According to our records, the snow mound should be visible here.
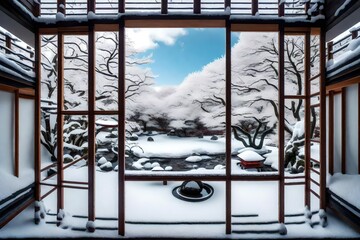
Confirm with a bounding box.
[97,157,107,165]
[185,156,203,162]
[86,220,95,232]
[237,150,264,162]
[278,223,287,235]
[165,166,173,171]
[152,166,164,171]
[347,37,360,51]
[132,161,143,170]
[214,164,225,170]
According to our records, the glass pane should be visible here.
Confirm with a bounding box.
[231,32,279,175]
[310,35,320,78]
[284,35,305,96]
[125,28,226,173]
[95,32,119,111]
[63,35,88,111]
[62,115,89,182]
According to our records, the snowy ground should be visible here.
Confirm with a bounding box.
[1,165,360,239]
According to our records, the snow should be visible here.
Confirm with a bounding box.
[185,156,203,162]
[2,173,359,238]
[347,37,360,51]
[100,161,112,169]
[131,134,242,158]
[151,166,164,171]
[0,54,35,78]
[335,0,352,16]
[0,168,34,201]
[327,36,360,78]
[328,173,360,211]
[95,119,118,126]
[237,150,265,162]
[97,157,107,165]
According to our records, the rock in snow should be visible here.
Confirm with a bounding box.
[100,162,113,171]
[97,157,107,165]
[152,166,164,171]
[237,150,265,162]
[165,166,173,171]
[214,164,225,170]
[210,135,218,140]
[147,136,154,142]
[185,156,203,162]
[144,162,152,170]
[151,162,160,168]
[63,154,74,163]
[129,133,138,141]
[132,161,143,170]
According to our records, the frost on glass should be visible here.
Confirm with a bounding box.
[231,32,279,175]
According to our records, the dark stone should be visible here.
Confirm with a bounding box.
[210,135,218,140]
[51,156,57,162]
[47,168,57,177]
[167,129,176,136]
[180,181,204,197]
[100,162,113,172]
[129,134,138,141]
[296,159,305,169]
[147,136,154,142]
[63,156,73,164]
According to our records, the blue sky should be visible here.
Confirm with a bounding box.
[142,29,239,86]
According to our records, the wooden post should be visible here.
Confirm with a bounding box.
[87,25,96,233]
[319,29,327,209]
[252,0,258,16]
[327,41,333,61]
[118,20,126,236]
[34,0,41,17]
[14,89,20,178]
[341,87,346,174]
[57,33,64,221]
[34,29,42,224]
[278,25,285,224]
[305,1,310,20]
[57,0,66,14]
[358,84,360,174]
[278,0,284,17]
[119,0,125,13]
[161,0,168,14]
[194,0,201,14]
[225,19,232,235]
[225,0,231,10]
[328,91,334,175]
[304,32,311,208]
[5,36,11,54]
[88,0,95,13]
[351,29,358,39]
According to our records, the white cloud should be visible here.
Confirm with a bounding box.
[126,28,187,52]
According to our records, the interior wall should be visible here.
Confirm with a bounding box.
[0,9,35,47]
[333,93,341,173]
[345,84,359,174]
[0,90,14,174]
[19,98,35,175]
[331,84,359,175]
[0,89,35,177]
